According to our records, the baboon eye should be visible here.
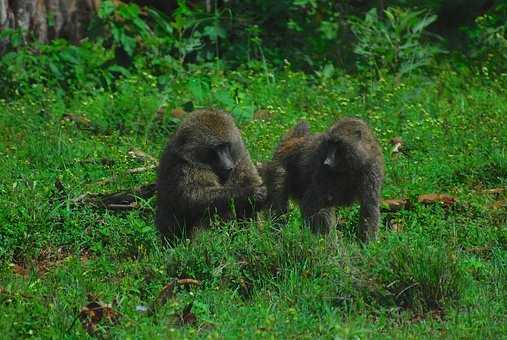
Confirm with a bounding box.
[218,143,232,155]
[195,147,216,163]
[354,129,362,138]
[208,148,217,160]
[210,144,229,162]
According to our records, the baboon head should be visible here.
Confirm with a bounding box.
[173,110,244,182]
[322,118,375,172]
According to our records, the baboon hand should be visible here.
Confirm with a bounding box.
[252,184,268,203]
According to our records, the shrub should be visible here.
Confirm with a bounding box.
[349,7,442,77]
[365,238,467,312]
[466,4,507,73]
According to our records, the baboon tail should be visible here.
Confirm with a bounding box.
[286,120,310,140]
[274,120,310,162]
[277,120,309,149]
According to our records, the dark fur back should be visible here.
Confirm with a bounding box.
[278,121,310,148]
[274,121,310,163]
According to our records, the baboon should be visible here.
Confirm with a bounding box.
[264,117,384,242]
[156,109,267,242]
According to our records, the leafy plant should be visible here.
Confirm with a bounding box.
[0,37,113,97]
[366,239,466,312]
[466,4,507,72]
[350,7,441,77]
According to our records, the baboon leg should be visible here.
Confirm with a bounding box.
[301,191,335,234]
[257,161,289,222]
[269,166,289,221]
[304,207,336,234]
[358,173,382,242]
[156,208,189,245]
[359,203,379,242]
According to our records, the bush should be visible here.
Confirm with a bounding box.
[365,238,467,312]
[350,7,442,77]
[0,37,114,97]
[466,4,507,73]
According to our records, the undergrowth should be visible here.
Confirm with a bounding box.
[0,61,506,337]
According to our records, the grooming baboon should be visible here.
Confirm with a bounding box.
[264,117,384,242]
[156,109,267,242]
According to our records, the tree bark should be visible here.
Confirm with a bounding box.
[0,0,100,44]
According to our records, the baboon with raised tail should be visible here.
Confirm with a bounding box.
[262,118,384,242]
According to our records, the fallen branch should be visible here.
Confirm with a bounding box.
[96,164,158,185]
[149,278,201,315]
[72,183,157,210]
[61,113,100,133]
[382,198,409,212]
[128,148,158,163]
[127,164,157,174]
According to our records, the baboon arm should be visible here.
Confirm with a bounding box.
[231,157,263,187]
[181,184,242,215]
[230,157,268,217]
[269,168,289,215]
[178,168,256,216]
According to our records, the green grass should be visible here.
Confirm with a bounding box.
[0,63,506,338]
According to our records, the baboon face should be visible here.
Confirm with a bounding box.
[323,122,368,172]
[175,111,242,182]
[194,142,236,182]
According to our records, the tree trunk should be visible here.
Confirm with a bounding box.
[0,0,100,44]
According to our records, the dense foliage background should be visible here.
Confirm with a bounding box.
[0,0,506,337]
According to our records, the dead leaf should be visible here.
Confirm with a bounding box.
[175,302,197,326]
[151,278,201,314]
[155,282,176,309]
[36,246,68,276]
[490,199,507,210]
[177,278,201,286]
[126,164,157,174]
[483,188,505,195]
[417,193,456,207]
[171,107,186,118]
[382,198,409,212]
[61,114,100,133]
[150,278,201,313]
[11,263,29,278]
[136,305,149,313]
[253,110,273,120]
[391,223,403,232]
[465,246,491,256]
[62,113,91,127]
[390,137,403,154]
[155,107,166,123]
[128,149,157,163]
[79,297,120,335]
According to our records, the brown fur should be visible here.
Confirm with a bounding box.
[156,109,267,243]
[263,118,384,242]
